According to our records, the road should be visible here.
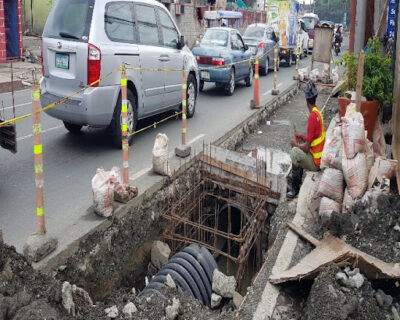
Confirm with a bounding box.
[0,57,311,257]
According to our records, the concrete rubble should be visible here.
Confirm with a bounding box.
[104,305,119,318]
[151,240,171,270]
[212,269,237,298]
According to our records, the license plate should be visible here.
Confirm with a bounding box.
[55,53,69,69]
[201,71,210,80]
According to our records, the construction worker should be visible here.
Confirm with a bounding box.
[287,80,326,199]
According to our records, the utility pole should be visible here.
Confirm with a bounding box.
[349,0,357,54]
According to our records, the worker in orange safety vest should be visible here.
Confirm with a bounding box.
[287,80,326,199]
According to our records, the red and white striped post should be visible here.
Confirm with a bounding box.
[121,66,129,185]
[272,47,280,95]
[251,57,260,109]
[32,83,46,234]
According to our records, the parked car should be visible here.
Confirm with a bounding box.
[40,0,199,147]
[242,23,279,75]
[192,27,253,96]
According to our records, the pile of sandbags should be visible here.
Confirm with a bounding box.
[318,103,397,219]
[298,65,339,84]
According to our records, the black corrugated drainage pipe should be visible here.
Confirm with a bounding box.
[142,244,218,307]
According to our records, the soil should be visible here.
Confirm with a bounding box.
[302,265,398,320]
[318,194,400,263]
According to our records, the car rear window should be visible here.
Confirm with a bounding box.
[43,0,94,41]
[244,27,264,38]
[201,30,228,47]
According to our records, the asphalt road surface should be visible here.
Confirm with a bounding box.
[0,57,311,257]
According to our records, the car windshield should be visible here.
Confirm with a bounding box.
[244,26,264,38]
[303,17,316,31]
[201,30,229,47]
[43,0,94,41]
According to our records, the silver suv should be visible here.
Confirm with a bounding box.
[40,0,198,147]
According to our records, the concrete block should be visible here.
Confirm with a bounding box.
[151,240,171,269]
[23,233,58,262]
[212,269,236,298]
[175,144,191,158]
[271,89,280,96]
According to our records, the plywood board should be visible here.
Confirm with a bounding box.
[312,26,334,64]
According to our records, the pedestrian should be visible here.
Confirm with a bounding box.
[287,80,326,199]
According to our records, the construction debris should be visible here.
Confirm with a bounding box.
[269,223,400,284]
[212,269,237,298]
[150,241,171,270]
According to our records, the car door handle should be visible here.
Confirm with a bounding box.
[158,55,170,62]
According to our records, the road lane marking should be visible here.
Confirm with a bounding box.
[263,83,283,96]
[1,102,31,111]
[187,133,205,145]
[17,125,63,141]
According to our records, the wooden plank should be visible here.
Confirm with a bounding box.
[287,222,321,247]
[355,51,365,112]
[199,154,272,189]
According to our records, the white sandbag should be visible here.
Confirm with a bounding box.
[152,133,171,177]
[342,152,368,199]
[299,67,309,81]
[92,168,114,217]
[310,69,320,82]
[365,139,375,172]
[331,67,339,84]
[321,125,343,170]
[317,168,344,203]
[342,105,365,159]
[342,188,354,214]
[372,119,386,157]
[322,63,330,78]
[368,157,398,188]
[319,197,342,221]
[109,166,130,203]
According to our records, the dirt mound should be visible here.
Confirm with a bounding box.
[302,265,396,320]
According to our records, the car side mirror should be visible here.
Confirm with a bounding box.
[244,44,248,51]
[178,35,185,49]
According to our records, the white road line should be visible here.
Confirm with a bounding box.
[1,102,31,111]
[129,166,152,181]
[263,82,283,96]
[17,125,63,141]
[187,133,205,145]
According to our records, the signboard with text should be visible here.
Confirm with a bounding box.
[387,0,397,38]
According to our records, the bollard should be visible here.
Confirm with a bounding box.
[23,82,58,263]
[121,66,129,185]
[251,57,260,109]
[293,41,300,80]
[175,62,191,158]
[32,83,46,234]
[271,47,280,95]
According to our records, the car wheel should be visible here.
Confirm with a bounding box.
[225,69,235,96]
[63,121,82,134]
[111,89,137,149]
[245,66,253,87]
[186,74,197,118]
[199,80,204,92]
[260,58,268,76]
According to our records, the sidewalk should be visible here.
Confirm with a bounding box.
[0,61,41,93]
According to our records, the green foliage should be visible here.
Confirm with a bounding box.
[339,37,394,107]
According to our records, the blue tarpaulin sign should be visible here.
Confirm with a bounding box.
[387,0,397,38]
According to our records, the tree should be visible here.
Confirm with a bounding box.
[313,0,350,25]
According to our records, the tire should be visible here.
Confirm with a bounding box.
[186,74,197,118]
[245,65,253,87]
[260,58,268,76]
[199,80,204,92]
[111,89,137,149]
[225,68,235,96]
[63,121,82,134]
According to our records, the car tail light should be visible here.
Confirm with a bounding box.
[212,57,225,66]
[196,56,200,63]
[88,44,101,87]
[282,49,287,55]
[41,39,45,77]
[258,43,265,49]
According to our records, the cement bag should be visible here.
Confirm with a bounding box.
[92,168,114,218]
[322,64,330,78]
[321,126,343,170]
[332,67,339,84]
[317,168,344,203]
[372,119,386,157]
[299,67,309,81]
[152,133,171,177]
[368,157,398,188]
[342,109,366,159]
[310,69,320,82]
[342,153,368,199]
[109,166,130,203]
[319,197,342,221]
[365,139,375,173]
[342,188,354,214]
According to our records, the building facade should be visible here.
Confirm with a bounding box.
[0,0,23,63]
